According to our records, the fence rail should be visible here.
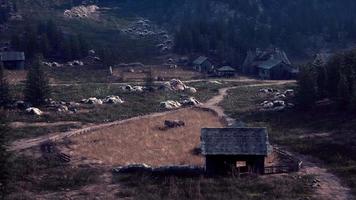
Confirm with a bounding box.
[264,147,303,175]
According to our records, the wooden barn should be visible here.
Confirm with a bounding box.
[192,56,214,73]
[201,128,272,175]
[0,51,25,70]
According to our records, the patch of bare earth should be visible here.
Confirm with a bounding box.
[61,108,224,167]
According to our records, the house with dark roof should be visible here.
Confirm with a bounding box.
[215,66,236,77]
[201,128,272,175]
[242,48,298,80]
[0,51,25,70]
[192,56,214,73]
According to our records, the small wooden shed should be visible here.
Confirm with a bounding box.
[201,128,272,175]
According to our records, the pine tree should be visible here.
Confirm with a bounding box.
[0,65,11,107]
[24,55,51,106]
[297,64,317,109]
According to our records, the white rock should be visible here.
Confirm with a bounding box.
[133,86,144,92]
[26,107,43,116]
[185,87,197,94]
[81,97,103,105]
[160,100,181,109]
[180,97,200,106]
[103,96,124,104]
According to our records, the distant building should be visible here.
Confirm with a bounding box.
[0,51,25,70]
[313,53,333,66]
[201,128,272,175]
[215,66,236,77]
[242,48,298,80]
[192,56,214,73]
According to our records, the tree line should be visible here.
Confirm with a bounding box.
[10,20,90,62]
[297,49,356,110]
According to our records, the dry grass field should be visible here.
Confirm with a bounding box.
[62,108,224,167]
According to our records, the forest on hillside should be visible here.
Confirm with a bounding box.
[4,0,356,65]
[109,0,356,65]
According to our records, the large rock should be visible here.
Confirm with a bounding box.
[160,100,181,109]
[81,97,103,105]
[185,87,197,94]
[170,79,186,91]
[180,97,200,106]
[26,107,43,116]
[57,105,69,112]
[103,96,124,104]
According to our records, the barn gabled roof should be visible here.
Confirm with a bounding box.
[193,56,208,65]
[201,128,271,156]
[0,51,25,61]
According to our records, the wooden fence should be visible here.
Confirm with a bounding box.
[264,147,303,175]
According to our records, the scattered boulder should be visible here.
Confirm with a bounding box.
[160,100,181,109]
[81,97,103,105]
[169,79,186,91]
[103,96,124,104]
[186,87,197,94]
[122,85,134,92]
[122,85,144,92]
[26,107,43,116]
[274,93,286,99]
[273,100,285,107]
[180,97,200,106]
[161,79,196,93]
[57,105,69,112]
[70,60,84,66]
[261,101,274,109]
[209,80,222,85]
[133,86,144,92]
[164,120,185,128]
